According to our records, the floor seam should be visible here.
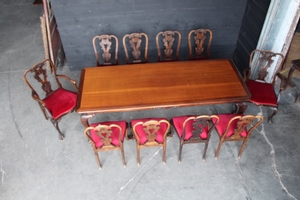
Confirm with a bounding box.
[227,142,251,199]
[256,108,297,200]
[113,137,172,199]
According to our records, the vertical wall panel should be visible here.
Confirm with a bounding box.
[232,0,271,75]
[51,0,247,70]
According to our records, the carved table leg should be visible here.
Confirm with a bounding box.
[287,60,300,102]
[80,113,95,128]
[234,102,248,114]
[286,65,296,88]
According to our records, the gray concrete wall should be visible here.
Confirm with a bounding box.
[50,0,247,70]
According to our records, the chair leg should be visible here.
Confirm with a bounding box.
[178,141,183,163]
[51,120,64,140]
[163,143,166,164]
[137,144,141,166]
[268,107,278,124]
[215,141,223,159]
[94,152,102,170]
[202,141,209,162]
[120,145,126,167]
[238,140,248,158]
[39,105,49,120]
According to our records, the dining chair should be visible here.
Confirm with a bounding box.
[92,34,119,66]
[172,115,219,162]
[188,29,213,60]
[213,114,263,159]
[23,59,78,140]
[156,30,182,61]
[83,120,127,169]
[122,32,148,64]
[131,118,171,165]
[244,49,285,124]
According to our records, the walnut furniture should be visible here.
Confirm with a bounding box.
[24,59,78,140]
[76,59,251,128]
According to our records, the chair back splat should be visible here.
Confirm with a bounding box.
[23,59,78,140]
[92,34,119,66]
[123,32,148,64]
[213,114,263,159]
[156,30,182,61]
[172,115,219,162]
[84,121,127,169]
[131,118,170,165]
[244,49,285,124]
[188,29,213,60]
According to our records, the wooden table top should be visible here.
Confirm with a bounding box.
[76,59,250,114]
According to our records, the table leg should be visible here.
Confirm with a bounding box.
[80,113,94,128]
[286,65,300,103]
[287,65,296,88]
[234,102,248,114]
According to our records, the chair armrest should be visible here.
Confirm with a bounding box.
[243,68,251,82]
[31,91,46,107]
[56,75,78,92]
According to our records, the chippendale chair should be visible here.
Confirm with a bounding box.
[122,32,148,64]
[244,49,285,124]
[156,30,182,61]
[131,118,171,165]
[83,121,127,169]
[188,29,213,60]
[213,114,263,159]
[172,115,219,162]
[23,59,78,140]
[92,34,119,66]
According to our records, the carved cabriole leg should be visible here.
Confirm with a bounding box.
[51,119,64,140]
[94,152,102,170]
[287,65,296,88]
[234,102,248,114]
[178,140,183,163]
[80,113,94,128]
[268,107,278,124]
[295,95,300,103]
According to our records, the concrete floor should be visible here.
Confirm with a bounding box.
[1,2,300,200]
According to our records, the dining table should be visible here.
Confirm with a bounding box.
[76,59,251,127]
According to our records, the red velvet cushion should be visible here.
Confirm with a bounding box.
[247,80,277,106]
[131,118,169,145]
[43,88,77,120]
[90,121,127,148]
[172,116,209,140]
[212,114,247,138]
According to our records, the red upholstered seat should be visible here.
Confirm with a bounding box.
[213,114,246,138]
[24,59,78,140]
[246,80,277,107]
[243,50,285,124]
[84,121,127,169]
[213,114,264,159]
[172,116,209,140]
[131,118,171,165]
[43,88,77,120]
[172,115,219,162]
[131,118,169,145]
[90,121,127,148]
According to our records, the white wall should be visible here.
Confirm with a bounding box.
[253,0,300,82]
